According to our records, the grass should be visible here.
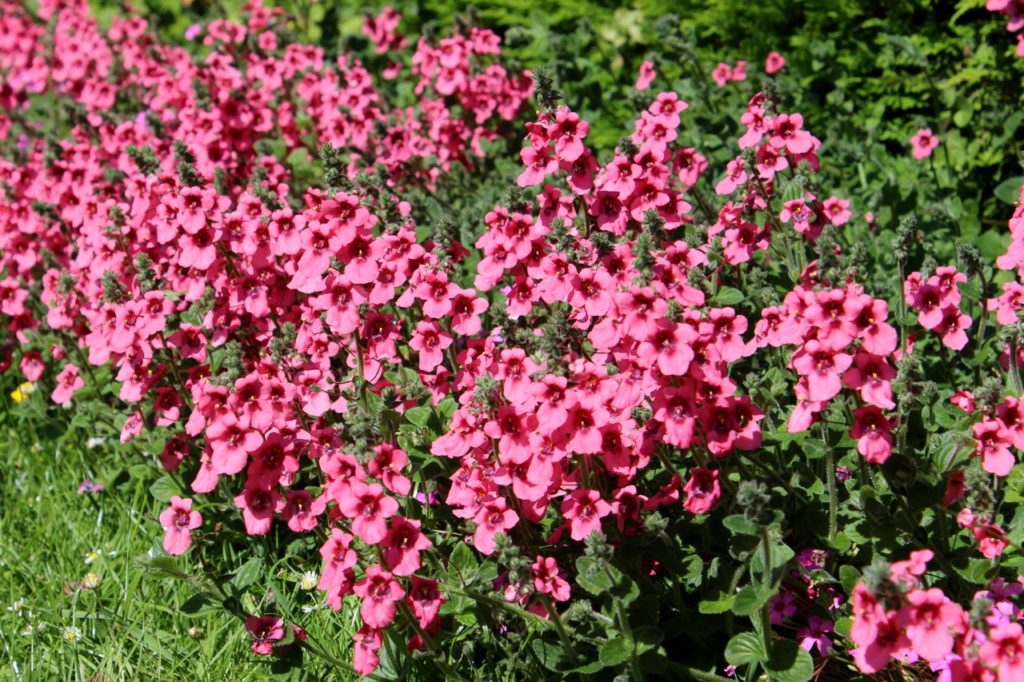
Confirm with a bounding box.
[0,384,368,681]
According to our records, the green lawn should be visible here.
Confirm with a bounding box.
[0,401,363,681]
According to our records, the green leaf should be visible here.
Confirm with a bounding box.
[713,286,745,306]
[698,594,735,614]
[838,565,861,595]
[179,593,219,617]
[149,476,181,503]
[531,638,569,672]
[723,514,759,536]
[732,586,772,616]
[599,637,632,666]
[765,639,814,682]
[404,405,432,427]
[994,177,1024,204]
[575,568,613,596]
[448,542,478,581]
[633,625,663,655]
[724,632,766,666]
[147,556,184,580]
[230,557,263,593]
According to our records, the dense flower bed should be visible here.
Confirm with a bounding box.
[4,1,1024,679]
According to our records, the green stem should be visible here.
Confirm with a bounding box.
[758,526,774,661]
[539,594,580,663]
[1010,338,1023,394]
[820,424,838,544]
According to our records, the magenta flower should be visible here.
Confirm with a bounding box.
[51,363,84,405]
[797,616,834,656]
[353,565,405,629]
[532,556,571,601]
[561,489,611,541]
[765,51,786,74]
[245,615,284,656]
[159,496,202,555]
[909,128,940,159]
[682,468,720,515]
[635,59,655,90]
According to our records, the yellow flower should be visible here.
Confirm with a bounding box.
[10,381,35,403]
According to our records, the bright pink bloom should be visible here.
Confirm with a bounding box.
[245,615,285,656]
[159,496,202,555]
[765,51,785,74]
[52,363,84,405]
[974,419,1015,476]
[338,481,399,545]
[635,59,656,90]
[898,588,963,662]
[682,468,720,515]
[353,565,405,629]
[561,489,611,541]
[850,406,894,464]
[532,556,571,601]
[472,497,519,554]
[910,128,940,159]
[382,516,432,576]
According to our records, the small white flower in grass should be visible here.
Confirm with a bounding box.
[62,626,81,643]
[20,624,34,637]
[86,436,106,449]
[81,573,100,590]
[84,550,99,565]
[299,571,318,591]
[7,598,25,616]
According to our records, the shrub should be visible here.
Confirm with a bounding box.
[5,1,1024,680]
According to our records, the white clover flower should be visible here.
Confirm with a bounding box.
[81,573,100,590]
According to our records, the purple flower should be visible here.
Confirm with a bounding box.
[184,23,203,41]
[797,616,834,656]
[77,480,104,494]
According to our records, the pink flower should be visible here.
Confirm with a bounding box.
[51,363,84,405]
[972,523,1010,558]
[682,468,720,515]
[765,51,786,74]
[159,496,202,555]
[910,128,940,159]
[797,616,834,656]
[472,497,519,554]
[233,484,284,536]
[352,626,383,675]
[409,320,452,372]
[245,615,285,656]
[353,565,405,629]
[979,623,1024,681]
[850,406,894,464]
[338,481,399,545]
[898,588,963,662]
[790,340,853,403]
[711,62,732,87]
[561,489,611,541]
[974,419,1015,476]
[382,516,432,576]
[532,556,571,601]
[635,59,656,90]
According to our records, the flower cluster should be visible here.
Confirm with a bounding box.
[851,552,1024,681]
[4,1,1024,679]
